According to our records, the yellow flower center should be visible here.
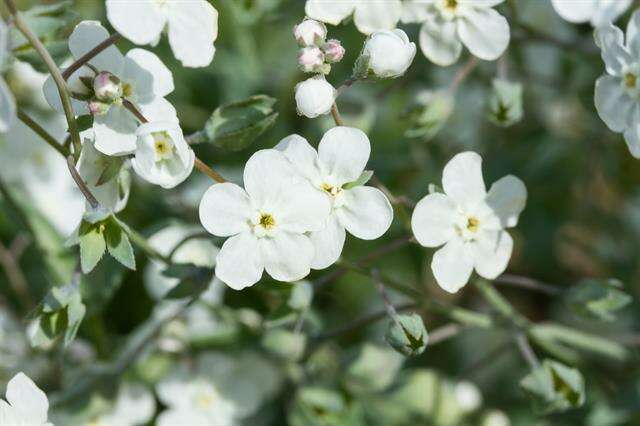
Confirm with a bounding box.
[625,72,637,88]
[466,216,479,233]
[153,131,175,161]
[444,0,458,10]
[195,392,216,410]
[321,182,342,197]
[259,213,276,230]
[122,82,133,98]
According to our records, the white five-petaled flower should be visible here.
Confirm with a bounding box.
[594,11,640,158]
[276,127,393,269]
[0,372,52,426]
[131,121,195,189]
[0,19,16,132]
[550,0,631,27]
[44,21,177,156]
[411,152,526,293]
[402,0,510,66]
[199,149,331,290]
[294,76,336,118]
[362,29,417,78]
[106,0,219,68]
[305,0,403,35]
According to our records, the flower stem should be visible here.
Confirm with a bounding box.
[66,155,99,209]
[330,103,344,126]
[448,57,478,94]
[17,109,69,157]
[515,332,540,369]
[5,0,82,156]
[473,279,530,328]
[61,33,122,81]
[120,223,171,265]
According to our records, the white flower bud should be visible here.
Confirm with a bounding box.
[362,29,416,79]
[88,100,111,116]
[93,71,123,103]
[322,39,345,63]
[293,18,327,47]
[294,77,336,118]
[298,46,326,73]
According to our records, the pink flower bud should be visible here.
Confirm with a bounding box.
[298,46,326,73]
[88,100,110,116]
[93,72,123,103]
[293,19,327,47]
[322,39,345,63]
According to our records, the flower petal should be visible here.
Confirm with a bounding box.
[623,126,640,158]
[216,232,264,290]
[0,77,15,132]
[590,0,631,27]
[442,151,486,208]
[305,0,355,25]
[626,10,640,57]
[243,149,300,208]
[594,24,631,76]
[484,175,527,228]
[550,0,595,23]
[69,21,124,74]
[594,74,634,132]
[275,134,322,183]
[401,0,431,24]
[261,231,314,282]
[106,0,166,45]
[457,7,510,61]
[472,230,513,279]
[318,126,371,185]
[167,0,218,68]
[353,0,402,34]
[419,17,462,66]
[308,214,346,269]
[124,48,174,101]
[6,372,48,425]
[275,179,331,233]
[431,238,474,293]
[411,193,457,247]
[93,106,138,156]
[43,67,91,115]
[199,183,252,237]
[335,186,393,240]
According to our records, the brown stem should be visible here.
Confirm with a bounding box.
[66,155,99,209]
[17,109,69,157]
[194,158,226,183]
[494,273,562,296]
[62,33,122,81]
[448,57,479,94]
[330,103,344,126]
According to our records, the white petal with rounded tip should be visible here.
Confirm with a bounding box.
[431,237,474,293]
[485,175,527,228]
[93,106,138,156]
[243,149,300,209]
[309,214,346,269]
[69,21,124,74]
[550,0,595,23]
[138,97,178,122]
[401,0,432,24]
[43,67,92,115]
[594,75,634,132]
[457,7,510,61]
[336,186,393,240]
[167,0,218,68]
[124,49,174,101]
[260,232,314,282]
[216,232,264,290]
[591,0,631,27]
[106,0,166,45]
[411,193,457,248]
[472,230,513,279]
[6,372,48,425]
[199,183,252,237]
[442,151,486,208]
[305,0,355,25]
[623,126,640,158]
[0,78,15,132]
[595,24,631,76]
[318,126,371,185]
[275,179,331,233]
[275,134,322,183]
[419,17,462,66]
[353,0,402,34]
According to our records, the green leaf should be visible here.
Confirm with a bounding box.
[204,95,278,151]
[401,90,454,141]
[96,157,124,186]
[520,359,585,414]
[104,219,136,270]
[566,278,632,322]
[343,170,373,190]
[261,329,307,361]
[30,282,86,349]
[80,257,126,317]
[79,220,107,274]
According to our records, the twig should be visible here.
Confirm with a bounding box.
[17,109,69,157]
[373,268,399,321]
[61,33,122,80]
[448,57,478,94]
[428,323,463,345]
[515,332,540,369]
[0,238,33,309]
[330,103,344,126]
[494,273,563,296]
[66,155,99,209]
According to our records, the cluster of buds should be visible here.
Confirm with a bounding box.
[79,71,125,116]
[293,18,344,75]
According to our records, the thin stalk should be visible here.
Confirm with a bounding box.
[494,273,562,296]
[17,110,69,157]
[66,155,99,209]
[124,225,171,265]
[61,33,122,80]
[448,57,478,94]
[330,103,344,126]
[515,332,540,369]
[474,279,530,328]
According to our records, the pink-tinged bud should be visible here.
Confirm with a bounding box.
[298,46,326,73]
[93,72,123,103]
[322,39,345,63]
[88,100,110,116]
[293,19,327,47]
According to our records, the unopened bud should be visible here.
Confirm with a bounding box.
[322,39,345,63]
[385,313,428,357]
[293,19,327,47]
[88,100,110,116]
[93,72,123,103]
[298,46,326,73]
[362,29,416,79]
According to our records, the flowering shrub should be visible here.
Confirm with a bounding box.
[0,0,638,425]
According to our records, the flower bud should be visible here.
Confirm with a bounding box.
[384,313,428,357]
[294,76,336,118]
[88,100,111,116]
[488,78,523,127]
[93,71,123,103]
[293,18,327,47]
[298,46,326,73]
[361,29,416,79]
[322,39,345,63]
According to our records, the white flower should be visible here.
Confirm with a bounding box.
[411,152,526,293]
[0,372,51,426]
[199,149,331,290]
[88,383,156,426]
[0,19,16,132]
[305,0,403,35]
[131,121,195,189]
[454,381,482,413]
[106,0,218,68]
[362,29,416,78]
[293,18,327,47]
[276,127,393,269]
[44,21,177,156]
[295,76,336,118]
[594,11,640,157]
[402,0,510,66]
[551,0,631,27]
